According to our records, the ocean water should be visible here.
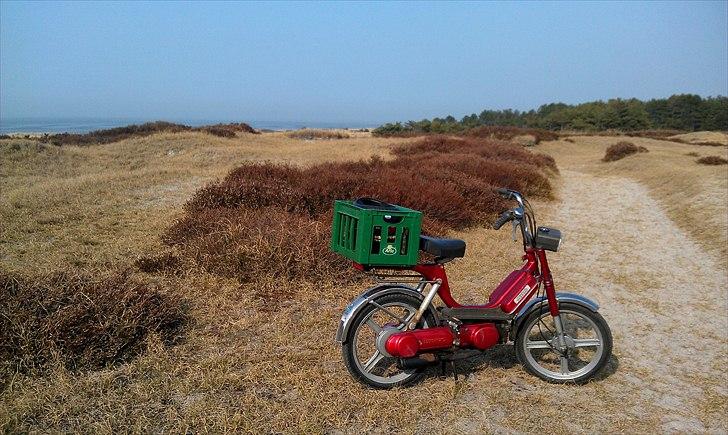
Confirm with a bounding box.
[0,118,379,134]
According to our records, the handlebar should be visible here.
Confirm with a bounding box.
[492,187,535,247]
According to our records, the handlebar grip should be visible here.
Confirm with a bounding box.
[496,188,512,199]
[493,210,512,230]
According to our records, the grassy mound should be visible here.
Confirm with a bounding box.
[696,156,728,165]
[603,141,649,162]
[164,135,556,283]
[37,121,258,146]
[466,126,559,144]
[0,269,189,379]
[199,122,259,138]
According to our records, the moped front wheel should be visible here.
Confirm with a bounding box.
[515,302,612,383]
[342,293,436,389]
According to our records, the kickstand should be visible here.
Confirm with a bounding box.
[439,358,458,381]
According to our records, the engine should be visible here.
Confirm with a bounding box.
[382,323,500,358]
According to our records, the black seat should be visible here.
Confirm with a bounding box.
[419,235,466,259]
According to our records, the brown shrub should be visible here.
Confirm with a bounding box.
[685,152,700,157]
[692,141,727,147]
[199,122,258,137]
[392,135,558,174]
[165,135,556,284]
[286,129,350,140]
[0,269,189,378]
[602,141,649,162]
[163,206,354,283]
[135,252,182,274]
[696,156,728,165]
[203,127,236,138]
[466,126,559,144]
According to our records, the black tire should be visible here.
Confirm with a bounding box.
[515,302,612,384]
[342,292,436,389]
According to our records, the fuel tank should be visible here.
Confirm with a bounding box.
[487,269,539,314]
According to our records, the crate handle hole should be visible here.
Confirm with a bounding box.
[383,215,403,224]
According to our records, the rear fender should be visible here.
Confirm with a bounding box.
[509,292,600,341]
[335,284,437,344]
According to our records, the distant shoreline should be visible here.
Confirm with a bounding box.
[0,118,379,135]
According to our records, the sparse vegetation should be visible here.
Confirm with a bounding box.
[602,141,649,162]
[286,129,350,140]
[685,152,700,157]
[696,156,728,165]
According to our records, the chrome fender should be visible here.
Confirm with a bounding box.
[510,292,600,341]
[335,284,434,344]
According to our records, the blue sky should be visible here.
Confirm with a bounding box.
[1,1,726,123]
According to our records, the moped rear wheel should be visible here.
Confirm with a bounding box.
[342,293,436,389]
[515,302,612,383]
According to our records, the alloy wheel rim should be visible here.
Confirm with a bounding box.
[351,302,426,385]
[522,308,604,380]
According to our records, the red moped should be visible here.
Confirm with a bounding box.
[335,189,613,388]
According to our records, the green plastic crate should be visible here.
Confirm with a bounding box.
[330,199,422,267]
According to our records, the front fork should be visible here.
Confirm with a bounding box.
[536,249,567,350]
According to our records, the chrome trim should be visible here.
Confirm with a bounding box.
[408,280,441,329]
[375,326,400,357]
[335,284,426,343]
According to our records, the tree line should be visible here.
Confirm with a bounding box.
[373,94,727,136]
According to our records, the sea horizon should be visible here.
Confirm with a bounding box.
[0,117,381,134]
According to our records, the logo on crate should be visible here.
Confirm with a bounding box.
[382,245,397,255]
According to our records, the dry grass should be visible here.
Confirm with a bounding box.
[466,126,559,144]
[2,131,727,433]
[668,131,728,146]
[286,129,351,140]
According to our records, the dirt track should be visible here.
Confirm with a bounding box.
[544,168,727,432]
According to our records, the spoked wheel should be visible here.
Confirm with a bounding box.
[342,293,436,389]
[515,302,612,383]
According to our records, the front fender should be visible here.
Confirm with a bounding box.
[510,292,600,341]
[335,283,429,344]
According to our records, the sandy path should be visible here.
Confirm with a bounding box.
[547,169,728,432]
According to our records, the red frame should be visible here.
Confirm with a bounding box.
[358,247,559,317]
